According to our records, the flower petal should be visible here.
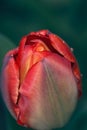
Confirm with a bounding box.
[19,45,49,84]
[1,49,19,118]
[49,33,82,96]
[25,30,81,95]
[17,53,78,130]
[49,33,76,62]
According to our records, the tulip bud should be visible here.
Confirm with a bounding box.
[1,30,82,130]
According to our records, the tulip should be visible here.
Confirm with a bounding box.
[1,30,82,130]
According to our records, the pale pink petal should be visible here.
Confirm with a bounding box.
[17,53,78,130]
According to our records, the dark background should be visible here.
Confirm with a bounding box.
[0,0,87,130]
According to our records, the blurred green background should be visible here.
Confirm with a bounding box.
[0,0,87,130]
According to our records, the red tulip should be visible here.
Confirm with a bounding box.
[1,30,82,130]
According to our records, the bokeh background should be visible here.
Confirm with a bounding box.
[0,0,87,130]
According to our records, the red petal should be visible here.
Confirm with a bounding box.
[26,31,57,52]
[1,49,19,118]
[49,33,82,96]
[19,45,50,84]
[16,36,27,67]
[18,30,82,97]
[49,33,75,62]
[17,53,78,129]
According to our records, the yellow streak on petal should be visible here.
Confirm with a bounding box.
[31,39,50,52]
[35,45,45,52]
[20,41,50,84]
[20,52,33,84]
